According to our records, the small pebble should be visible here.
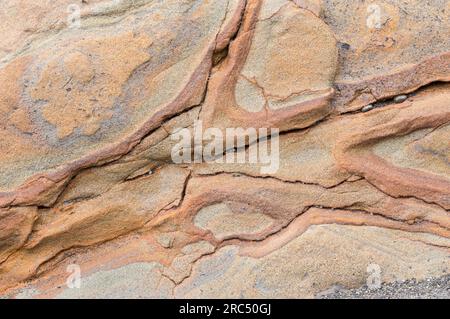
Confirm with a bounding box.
[361,104,374,112]
[156,233,174,249]
[394,95,408,103]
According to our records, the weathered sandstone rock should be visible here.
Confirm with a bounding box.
[0,0,448,298]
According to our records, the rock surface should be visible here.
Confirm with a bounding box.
[0,0,449,298]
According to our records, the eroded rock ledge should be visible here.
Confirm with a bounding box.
[0,0,449,298]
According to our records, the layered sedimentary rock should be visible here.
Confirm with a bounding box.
[0,0,449,298]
